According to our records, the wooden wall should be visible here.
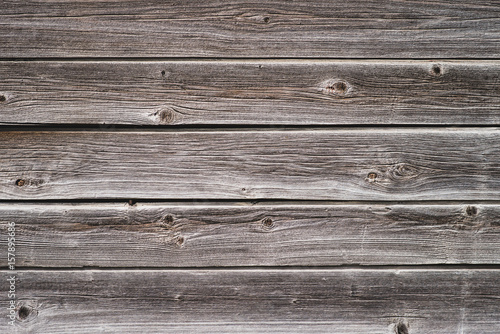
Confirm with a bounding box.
[1,1,500,333]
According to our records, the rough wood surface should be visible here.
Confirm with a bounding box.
[2,1,499,332]
[2,269,499,333]
[2,61,500,125]
[1,1,500,58]
[0,203,499,267]
[1,129,500,200]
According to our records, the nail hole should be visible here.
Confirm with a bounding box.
[431,64,442,76]
[161,70,166,76]
[18,306,30,320]
[263,17,270,23]
[466,205,477,216]
[396,322,409,334]
[15,179,25,187]
[0,95,6,102]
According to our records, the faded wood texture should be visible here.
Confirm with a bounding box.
[2,61,500,125]
[2,269,499,333]
[0,203,499,267]
[1,129,500,200]
[1,1,500,58]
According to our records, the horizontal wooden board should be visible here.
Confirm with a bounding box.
[2,61,500,125]
[0,203,499,267]
[1,129,500,200]
[1,1,500,58]
[2,269,499,333]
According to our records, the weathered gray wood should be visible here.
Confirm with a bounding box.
[1,1,500,58]
[1,203,499,267]
[1,129,500,200]
[2,61,500,125]
[2,269,499,333]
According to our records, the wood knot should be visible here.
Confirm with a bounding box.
[160,70,171,79]
[13,301,38,322]
[0,95,6,102]
[367,172,377,182]
[160,214,175,227]
[17,306,31,321]
[465,205,478,216]
[16,304,38,322]
[395,321,409,334]
[235,13,272,25]
[387,163,422,181]
[175,235,185,247]
[261,217,274,229]
[15,178,44,188]
[431,64,442,76]
[154,108,176,125]
[320,79,351,97]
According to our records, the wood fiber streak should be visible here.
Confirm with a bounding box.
[1,1,500,58]
[0,203,499,267]
[1,129,500,200]
[1,270,499,333]
[1,61,500,125]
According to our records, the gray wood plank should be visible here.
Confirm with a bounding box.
[2,61,500,125]
[1,203,499,267]
[1,269,499,333]
[1,129,500,200]
[1,1,500,58]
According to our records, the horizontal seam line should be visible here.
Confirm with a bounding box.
[1,199,500,204]
[1,125,500,132]
[8,265,500,271]
[1,57,500,62]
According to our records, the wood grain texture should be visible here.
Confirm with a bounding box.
[1,203,499,267]
[1,1,500,58]
[1,129,500,200]
[2,61,500,125]
[2,269,499,333]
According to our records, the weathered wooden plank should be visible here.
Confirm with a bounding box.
[0,203,499,267]
[1,129,500,200]
[2,269,499,333]
[2,61,500,125]
[1,1,500,58]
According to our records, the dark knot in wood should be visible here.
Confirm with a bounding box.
[155,107,176,124]
[320,79,351,97]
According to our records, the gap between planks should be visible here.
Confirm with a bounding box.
[9,265,500,272]
[3,58,500,63]
[1,127,500,132]
[1,269,499,333]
